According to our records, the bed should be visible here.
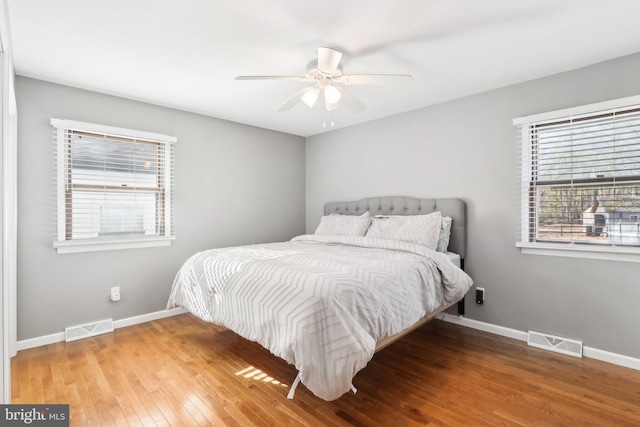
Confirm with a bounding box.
[167,196,473,401]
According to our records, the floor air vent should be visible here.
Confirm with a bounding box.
[65,318,114,342]
[527,330,583,358]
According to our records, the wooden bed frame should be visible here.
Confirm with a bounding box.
[375,300,459,351]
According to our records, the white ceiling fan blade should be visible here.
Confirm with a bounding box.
[339,74,414,85]
[317,47,342,74]
[235,75,309,82]
[277,86,317,111]
[335,86,366,113]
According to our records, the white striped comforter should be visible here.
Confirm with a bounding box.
[167,234,473,400]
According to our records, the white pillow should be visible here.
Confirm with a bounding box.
[437,216,453,252]
[314,211,372,236]
[366,211,442,250]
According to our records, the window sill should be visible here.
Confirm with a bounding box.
[516,241,640,263]
[54,236,175,254]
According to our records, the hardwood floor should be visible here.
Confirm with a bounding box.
[11,314,640,426]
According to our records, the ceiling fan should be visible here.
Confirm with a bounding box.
[235,47,413,113]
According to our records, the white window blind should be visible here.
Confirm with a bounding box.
[515,98,640,253]
[52,119,176,253]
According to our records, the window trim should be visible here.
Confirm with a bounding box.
[53,236,176,254]
[514,95,640,262]
[51,119,176,254]
[513,94,640,127]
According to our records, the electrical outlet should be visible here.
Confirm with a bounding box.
[110,286,121,302]
[475,287,485,304]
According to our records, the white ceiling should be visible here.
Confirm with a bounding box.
[7,0,640,137]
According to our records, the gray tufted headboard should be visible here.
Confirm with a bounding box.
[324,196,466,259]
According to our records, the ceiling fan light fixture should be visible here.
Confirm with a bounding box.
[301,87,320,108]
[325,99,340,111]
[324,84,341,105]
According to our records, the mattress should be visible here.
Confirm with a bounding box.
[447,252,461,268]
[167,234,473,400]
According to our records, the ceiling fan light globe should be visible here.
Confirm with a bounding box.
[301,88,319,108]
[325,100,340,111]
[324,85,341,104]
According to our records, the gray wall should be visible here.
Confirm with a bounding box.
[16,77,305,340]
[306,53,640,359]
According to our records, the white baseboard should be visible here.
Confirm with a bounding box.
[441,313,640,371]
[441,313,528,342]
[582,346,640,371]
[113,307,188,329]
[15,307,188,352]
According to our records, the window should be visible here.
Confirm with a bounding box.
[514,96,640,261]
[52,119,176,253]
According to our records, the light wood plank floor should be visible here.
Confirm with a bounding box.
[11,314,640,426]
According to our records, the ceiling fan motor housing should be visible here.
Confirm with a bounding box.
[306,60,344,82]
